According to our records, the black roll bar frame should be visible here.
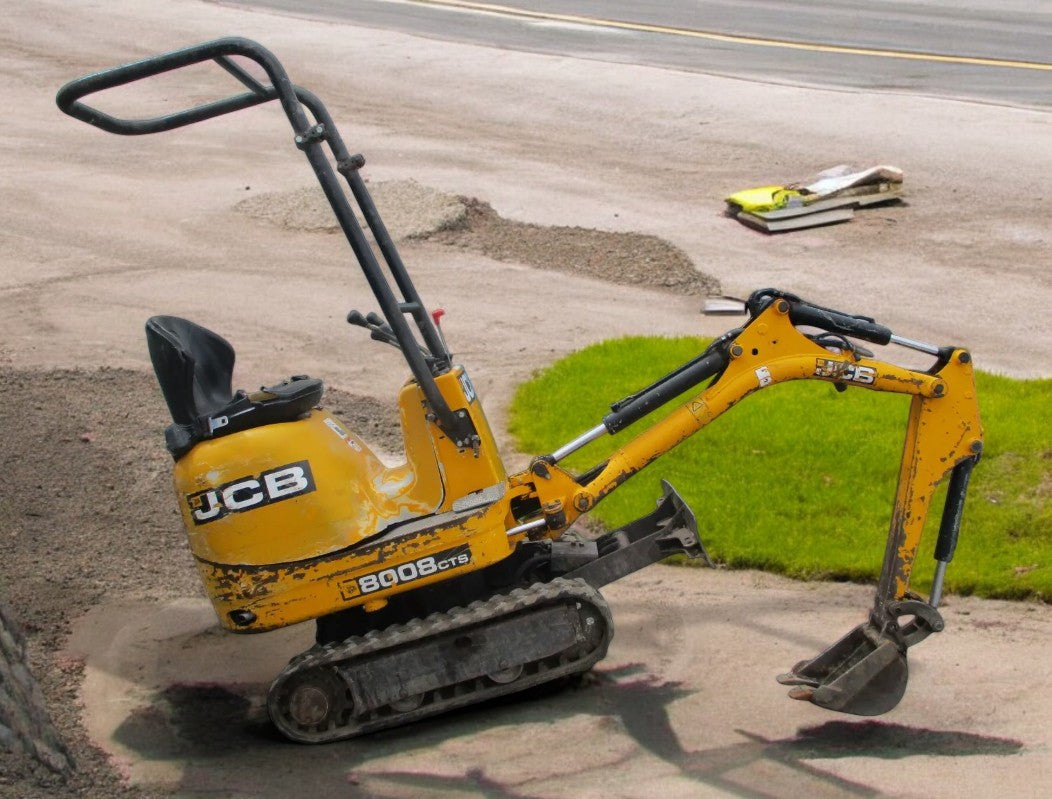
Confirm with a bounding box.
[56,37,473,443]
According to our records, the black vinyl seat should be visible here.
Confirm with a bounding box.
[145,315,324,458]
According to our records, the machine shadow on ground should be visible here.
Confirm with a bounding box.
[113,663,1023,799]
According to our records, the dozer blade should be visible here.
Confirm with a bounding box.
[566,479,711,588]
[776,622,909,716]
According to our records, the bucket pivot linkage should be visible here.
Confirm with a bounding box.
[778,454,980,715]
[776,597,945,715]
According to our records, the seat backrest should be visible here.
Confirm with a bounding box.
[145,315,235,426]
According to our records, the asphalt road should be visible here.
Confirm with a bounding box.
[223,0,1052,107]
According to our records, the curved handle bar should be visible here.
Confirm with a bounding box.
[55,37,310,136]
[56,36,472,443]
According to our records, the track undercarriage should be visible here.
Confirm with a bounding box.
[270,578,613,743]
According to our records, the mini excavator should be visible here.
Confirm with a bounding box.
[57,38,983,744]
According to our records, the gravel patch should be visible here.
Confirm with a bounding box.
[236,181,721,296]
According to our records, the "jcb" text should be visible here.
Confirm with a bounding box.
[186,461,315,525]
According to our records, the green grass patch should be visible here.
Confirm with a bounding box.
[509,336,1051,601]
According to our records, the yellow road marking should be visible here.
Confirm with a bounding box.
[410,0,1052,71]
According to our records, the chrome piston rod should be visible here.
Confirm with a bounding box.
[890,334,941,355]
[550,423,608,464]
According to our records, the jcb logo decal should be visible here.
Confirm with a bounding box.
[814,359,876,385]
[186,461,315,525]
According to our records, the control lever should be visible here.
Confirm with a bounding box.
[347,309,399,348]
[348,310,436,362]
[431,308,449,354]
[365,311,393,336]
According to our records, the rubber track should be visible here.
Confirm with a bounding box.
[267,577,613,743]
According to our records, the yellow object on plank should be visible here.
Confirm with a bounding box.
[725,165,904,232]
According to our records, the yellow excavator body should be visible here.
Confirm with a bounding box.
[175,367,514,631]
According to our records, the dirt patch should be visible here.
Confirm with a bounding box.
[0,368,401,636]
[0,368,397,797]
[0,657,161,799]
[424,197,720,296]
[236,181,720,296]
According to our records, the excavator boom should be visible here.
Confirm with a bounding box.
[522,290,983,716]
